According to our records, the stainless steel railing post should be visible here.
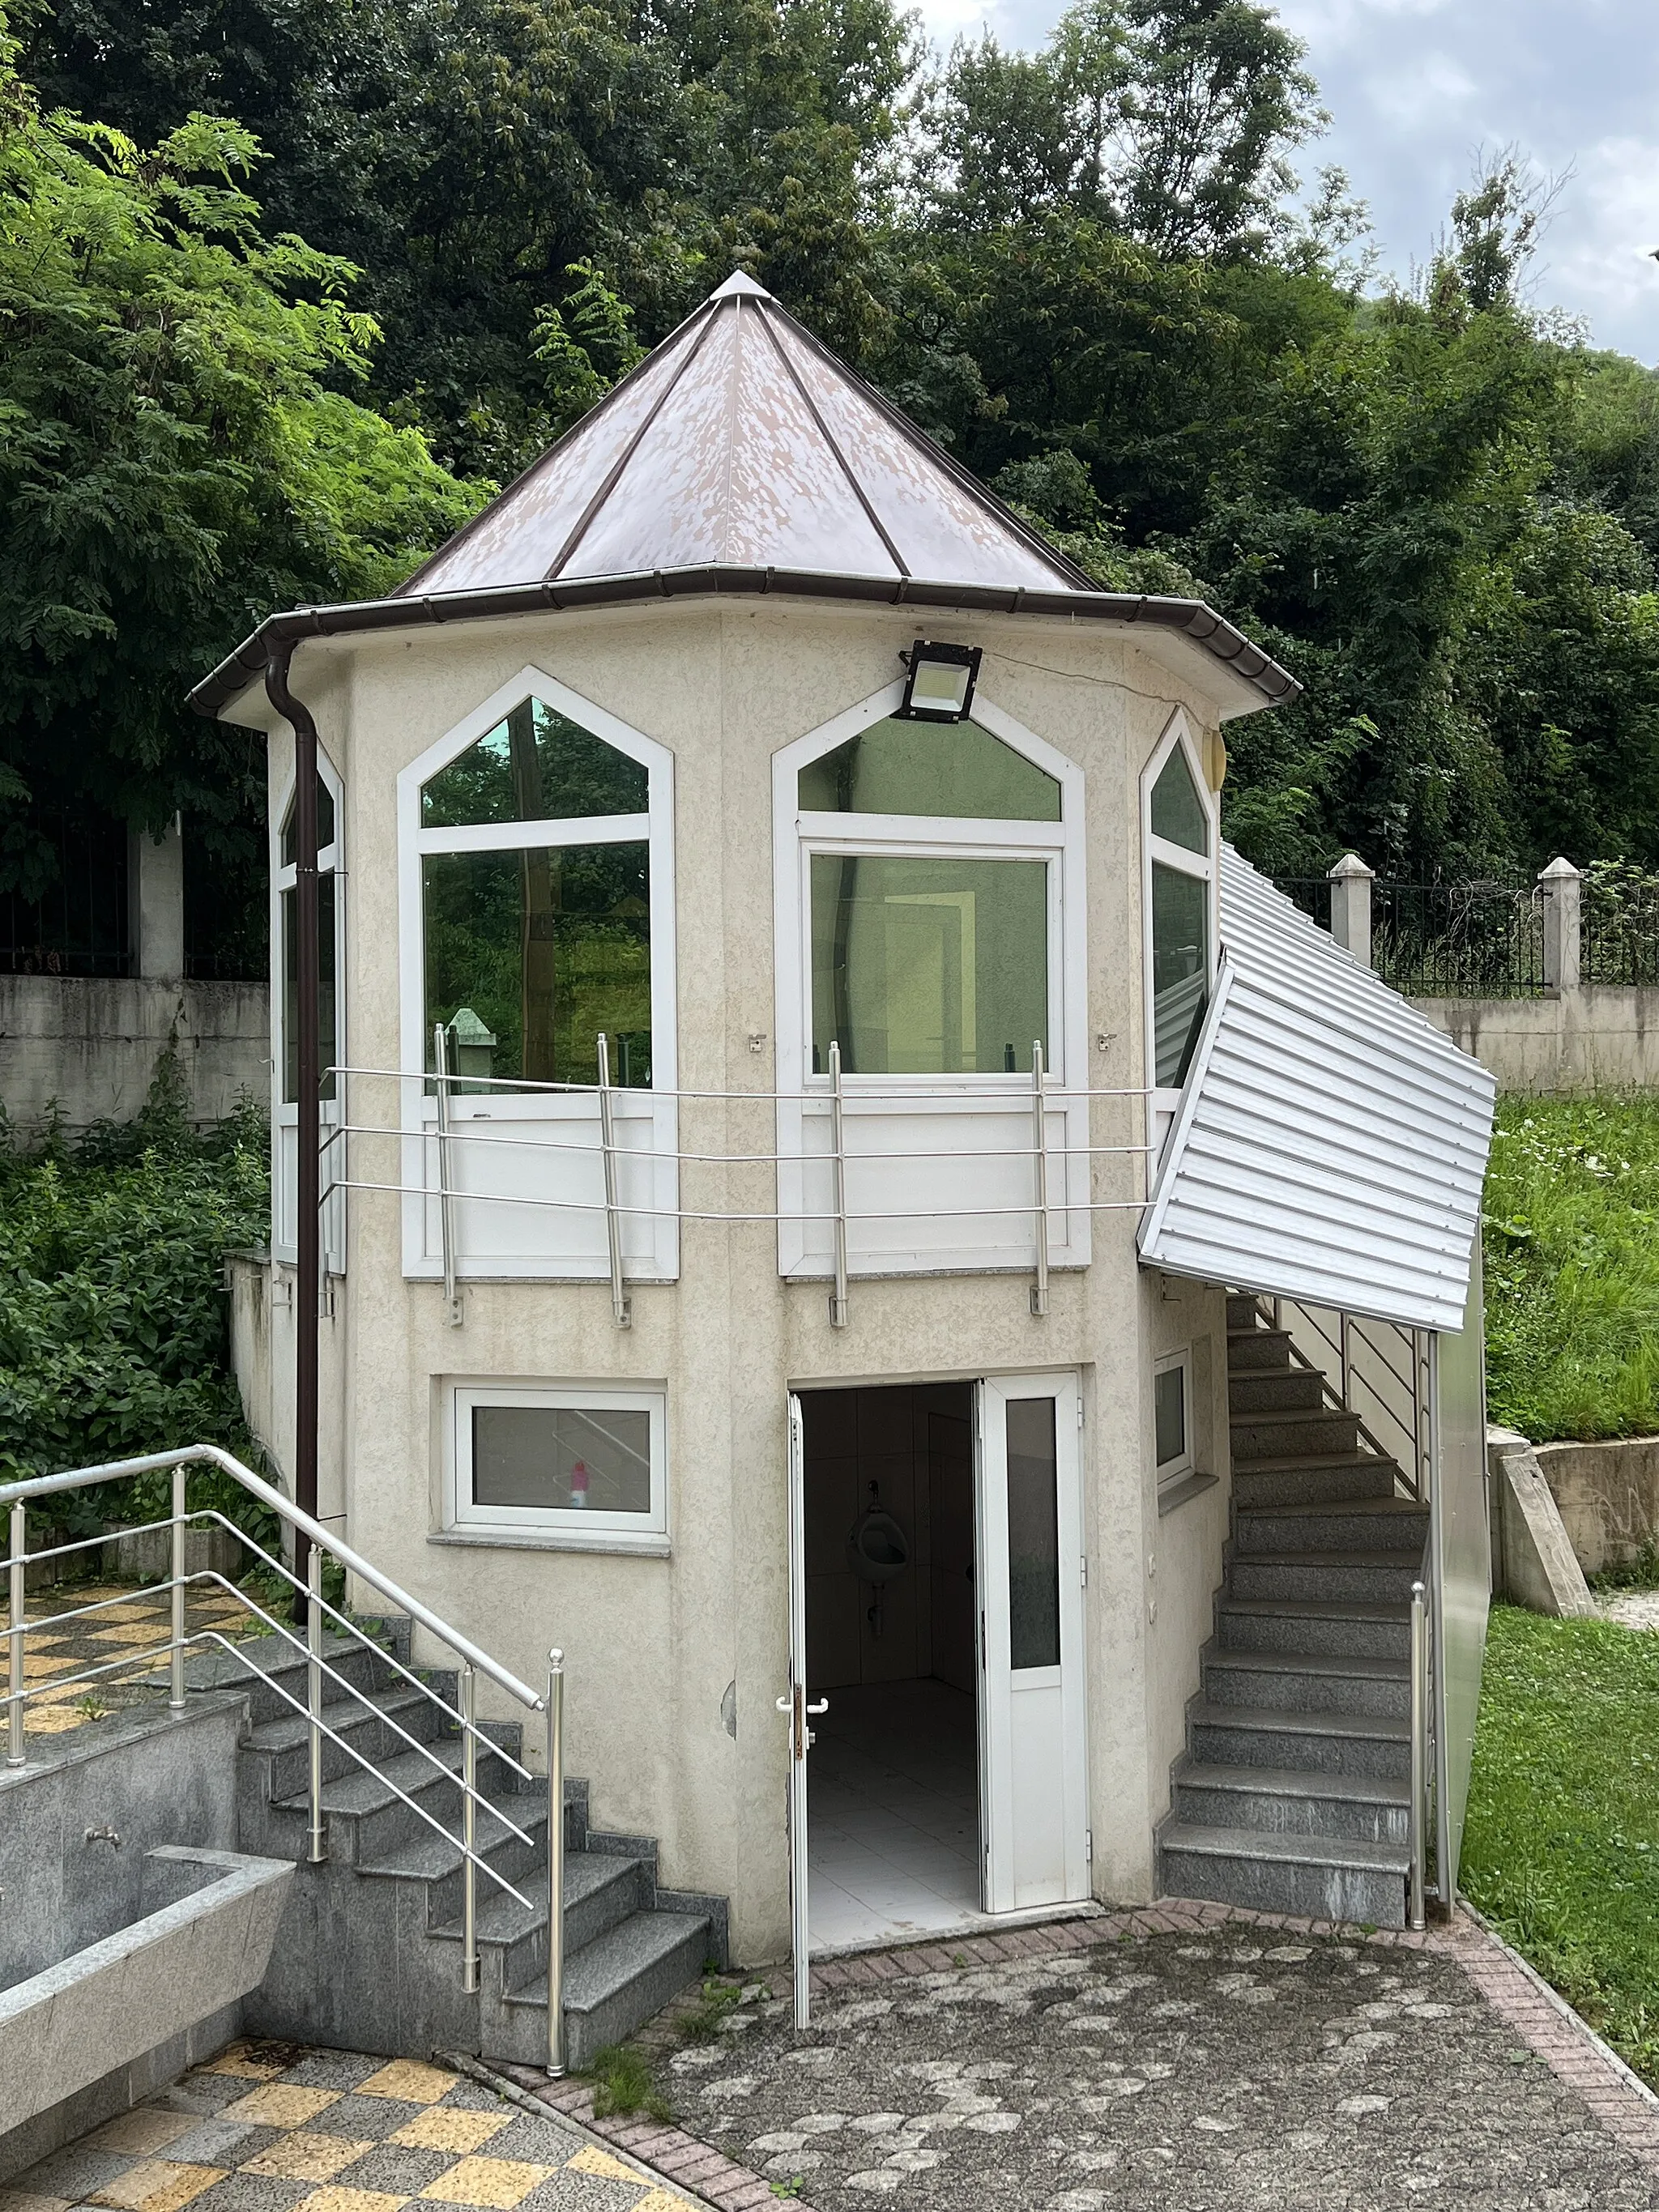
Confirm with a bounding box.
[168,1463,189,1711]
[828,1039,849,1328]
[307,1543,327,1863]
[434,1022,463,1328]
[1408,1578,1427,1931]
[1030,1040,1049,1317]
[546,1648,566,2076]
[7,1502,24,1767]
[596,1038,631,1329]
[461,1662,480,1993]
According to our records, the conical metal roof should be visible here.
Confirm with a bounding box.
[397,272,1094,599]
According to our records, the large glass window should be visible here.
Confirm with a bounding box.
[1005,1396,1060,1671]
[1144,727,1215,1098]
[420,697,653,1089]
[810,852,1047,1076]
[799,716,1060,821]
[452,1384,667,1544]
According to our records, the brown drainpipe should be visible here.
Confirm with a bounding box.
[264,642,321,1617]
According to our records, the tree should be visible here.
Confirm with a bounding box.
[0,21,485,902]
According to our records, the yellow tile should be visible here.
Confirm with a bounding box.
[201,2044,290,2080]
[563,2149,639,2183]
[390,2113,510,2155]
[89,2112,196,2154]
[220,2084,344,2128]
[417,2157,552,2209]
[291,2192,409,2212]
[87,1625,172,1648]
[23,1704,86,1733]
[354,2061,456,2107]
[242,2134,374,2184]
[91,2160,228,2212]
[20,1654,77,1681]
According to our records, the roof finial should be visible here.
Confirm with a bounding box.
[710,269,771,301]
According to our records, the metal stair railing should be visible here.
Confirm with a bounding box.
[0,1444,570,2077]
[1254,1294,1431,1502]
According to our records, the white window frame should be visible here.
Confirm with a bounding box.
[1153,1347,1193,1490]
[1141,707,1219,1132]
[395,664,678,1282]
[271,748,347,1272]
[772,679,1090,1279]
[445,1379,669,1554]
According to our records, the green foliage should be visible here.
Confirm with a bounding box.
[0,23,487,901]
[0,1055,271,1527]
[586,2044,672,2123]
[1462,1605,1659,2087]
[1482,1095,1659,1443]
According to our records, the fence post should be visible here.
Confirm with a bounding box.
[1539,856,1581,991]
[1328,853,1374,969]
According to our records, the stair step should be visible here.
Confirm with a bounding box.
[500,1909,711,2068]
[1173,1762,1409,1844]
[352,1794,549,1884]
[1230,1406,1365,1461]
[1218,1596,1411,1660]
[1235,1498,1430,1554]
[430,1848,646,1961]
[1159,1822,1409,1927]
[1228,1371,1330,1412]
[1232,1458,1401,1508]
[1204,1647,1410,1720]
[1188,1700,1410,1780]
[1227,1550,1425,1605]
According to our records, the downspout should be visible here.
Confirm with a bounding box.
[265,642,322,1617]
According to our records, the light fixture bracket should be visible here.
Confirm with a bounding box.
[896,638,982,722]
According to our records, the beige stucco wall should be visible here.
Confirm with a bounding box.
[232,595,1243,1962]
[1416,987,1659,1093]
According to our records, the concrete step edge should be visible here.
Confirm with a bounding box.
[1160,1822,1409,1874]
[1190,1700,1410,1743]
[1205,1647,1409,1682]
[1175,1761,1410,1807]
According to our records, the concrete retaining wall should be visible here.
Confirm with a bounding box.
[1414,987,1659,1094]
[0,975,269,1135]
[1531,1436,1659,1577]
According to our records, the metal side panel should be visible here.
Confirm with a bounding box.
[1431,1238,1491,1902]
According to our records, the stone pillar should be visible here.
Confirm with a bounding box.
[128,813,185,982]
[1328,852,1374,969]
[1538,855,1580,992]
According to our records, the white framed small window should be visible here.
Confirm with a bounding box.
[1141,710,1218,1132]
[447,1382,667,1551]
[1154,1349,1192,1489]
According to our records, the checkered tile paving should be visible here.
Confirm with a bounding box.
[0,1582,259,1742]
[0,2047,701,2212]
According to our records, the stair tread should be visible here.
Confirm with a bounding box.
[1206,1647,1407,1682]
[1232,1405,1360,1427]
[1162,1822,1408,1874]
[1219,1597,1410,1622]
[1239,1496,1426,1519]
[1177,1762,1409,1806]
[1230,1549,1425,1570]
[352,1796,551,1882]
[275,1739,470,1817]
[1192,1700,1409,1742]
[429,1849,638,1943]
[1232,1450,1401,1476]
[505,1909,710,2011]
[245,1685,437,1754]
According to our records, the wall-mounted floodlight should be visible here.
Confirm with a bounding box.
[898,639,982,722]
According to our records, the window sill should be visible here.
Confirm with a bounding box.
[430,1527,671,1560]
[1157,1469,1219,1518]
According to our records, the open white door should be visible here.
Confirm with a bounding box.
[779,1392,821,2027]
[976,1372,1090,1913]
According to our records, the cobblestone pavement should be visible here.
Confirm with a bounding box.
[639,1916,1659,2210]
[1,2044,701,2212]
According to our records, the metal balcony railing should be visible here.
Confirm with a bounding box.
[1,1447,570,2076]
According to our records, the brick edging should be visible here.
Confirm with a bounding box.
[484,2059,778,2211]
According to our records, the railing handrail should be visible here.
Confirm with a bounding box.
[0,1444,544,1714]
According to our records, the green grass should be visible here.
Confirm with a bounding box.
[1462,1604,1659,2083]
[585,2044,672,2123]
[1483,1093,1659,1441]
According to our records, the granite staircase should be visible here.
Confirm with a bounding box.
[213,1626,720,2066]
[1158,1294,1425,1927]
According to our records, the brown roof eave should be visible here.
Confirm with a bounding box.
[187,565,1301,719]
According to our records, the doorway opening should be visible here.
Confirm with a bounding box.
[799,1381,981,1950]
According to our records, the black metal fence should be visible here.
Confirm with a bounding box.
[1581,872,1659,987]
[0,811,130,977]
[184,829,267,982]
[1271,877,1334,932]
[1372,880,1546,998]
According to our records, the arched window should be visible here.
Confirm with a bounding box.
[419,695,655,1090]
[1141,712,1218,1115]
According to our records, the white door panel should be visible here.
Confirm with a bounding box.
[783,1393,814,2028]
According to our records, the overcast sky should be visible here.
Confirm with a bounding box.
[912,0,1659,364]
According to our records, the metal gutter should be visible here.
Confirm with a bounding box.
[188,565,1300,718]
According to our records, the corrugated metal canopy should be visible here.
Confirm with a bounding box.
[397,271,1088,600]
[1138,848,1495,1332]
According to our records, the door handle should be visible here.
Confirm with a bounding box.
[777,1689,829,1758]
[807,1698,829,1715]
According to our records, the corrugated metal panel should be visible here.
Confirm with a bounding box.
[1138,848,1495,1332]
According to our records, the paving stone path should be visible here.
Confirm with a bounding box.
[638,1917,1659,2210]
